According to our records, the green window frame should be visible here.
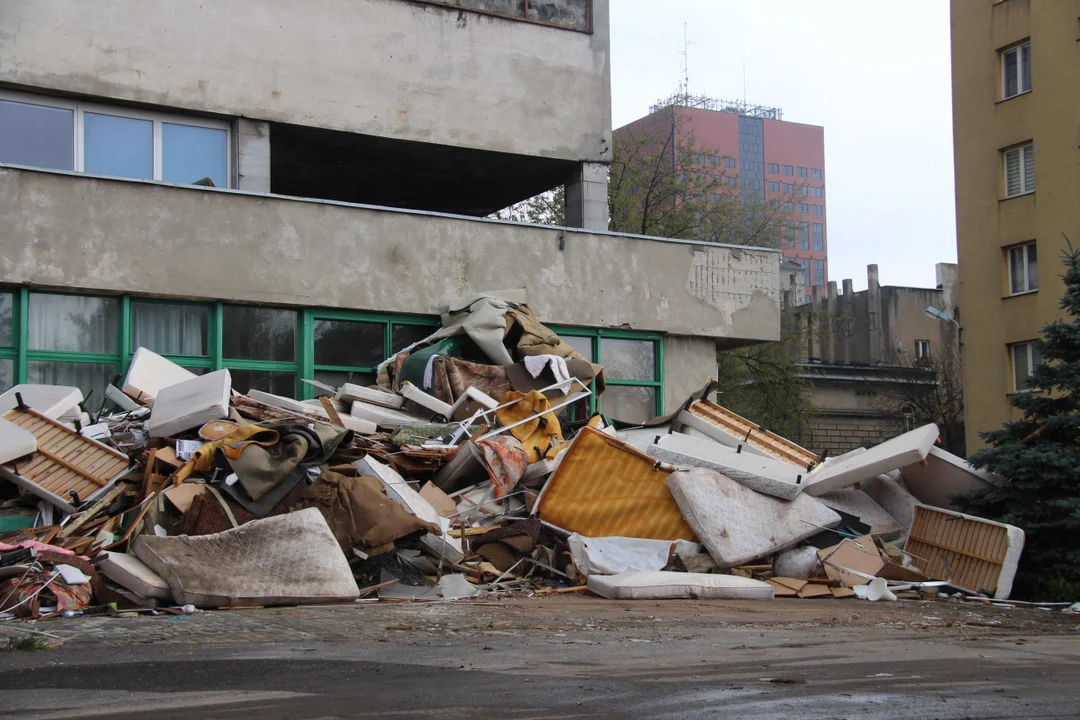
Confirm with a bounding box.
[549,326,665,420]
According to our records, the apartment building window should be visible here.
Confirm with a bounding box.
[1010,341,1041,392]
[811,205,823,216]
[783,183,794,194]
[802,260,811,287]
[724,157,736,169]
[1001,41,1032,99]
[812,223,824,251]
[915,339,931,360]
[811,169,822,179]
[1008,242,1039,295]
[784,202,795,212]
[783,165,794,176]
[725,176,738,187]
[768,181,780,192]
[768,163,779,174]
[708,155,721,166]
[799,185,808,196]
[1003,143,1035,197]
[811,186,823,197]
[813,260,825,288]
[797,167,808,178]
[797,203,809,214]
[798,222,810,249]
[694,154,707,165]
[0,90,230,188]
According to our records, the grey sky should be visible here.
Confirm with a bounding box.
[609,0,955,291]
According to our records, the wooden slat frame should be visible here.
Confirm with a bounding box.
[687,400,819,467]
[906,505,1010,595]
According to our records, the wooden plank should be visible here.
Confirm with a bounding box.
[318,396,346,427]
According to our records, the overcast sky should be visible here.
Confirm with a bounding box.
[609,1,955,291]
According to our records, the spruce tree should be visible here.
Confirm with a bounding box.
[957,247,1080,600]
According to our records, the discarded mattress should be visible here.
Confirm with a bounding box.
[860,472,918,537]
[905,504,1024,599]
[123,347,197,405]
[676,399,819,468]
[568,535,702,576]
[587,571,774,600]
[666,467,841,569]
[648,432,806,500]
[0,417,36,466]
[95,551,172,600]
[148,369,231,438]
[804,424,939,496]
[0,384,83,420]
[133,508,360,607]
[900,446,1001,510]
[534,427,697,542]
[816,488,903,540]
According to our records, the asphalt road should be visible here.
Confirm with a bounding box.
[1,598,1078,719]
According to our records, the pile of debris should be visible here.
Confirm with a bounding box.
[0,293,1030,620]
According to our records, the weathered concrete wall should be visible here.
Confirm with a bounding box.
[0,0,611,163]
[662,336,718,410]
[0,167,782,342]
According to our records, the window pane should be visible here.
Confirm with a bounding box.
[162,123,227,188]
[222,306,296,361]
[1023,145,1035,193]
[560,335,594,363]
[1012,345,1030,391]
[392,324,436,353]
[314,319,384,368]
[1004,48,1018,97]
[1009,247,1025,294]
[1005,149,1021,196]
[84,113,153,179]
[313,370,376,396]
[601,338,654,381]
[0,359,12,393]
[601,386,656,423]
[0,99,74,171]
[28,294,118,353]
[1020,43,1031,93]
[0,293,12,347]
[27,361,116,404]
[131,301,209,356]
[1027,244,1038,290]
[229,369,296,399]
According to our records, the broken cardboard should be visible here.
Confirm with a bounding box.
[818,535,885,587]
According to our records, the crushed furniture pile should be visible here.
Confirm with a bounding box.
[0,292,1032,621]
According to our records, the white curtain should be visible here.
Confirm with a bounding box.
[132,303,206,356]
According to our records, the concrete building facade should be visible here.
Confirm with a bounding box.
[951,0,1080,450]
[791,264,961,454]
[615,98,827,300]
[0,0,784,423]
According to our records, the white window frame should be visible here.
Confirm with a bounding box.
[0,88,231,188]
[914,339,931,360]
[1003,143,1034,198]
[1001,41,1031,100]
[1010,341,1040,393]
[1007,242,1038,296]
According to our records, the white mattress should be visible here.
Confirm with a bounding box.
[587,571,774,600]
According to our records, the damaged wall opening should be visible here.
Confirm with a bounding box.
[0,289,664,421]
[270,122,578,216]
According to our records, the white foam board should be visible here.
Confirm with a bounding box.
[667,467,841,569]
[648,432,806,500]
[0,384,83,419]
[587,571,774,600]
[354,456,464,563]
[148,369,231,438]
[96,551,172,600]
[400,382,453,418]
[0,417,37,465]
[900,446,1001,510]
[123,348,197,405]
[804,424,939,496]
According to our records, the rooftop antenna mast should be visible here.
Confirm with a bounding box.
[679,22,695,102]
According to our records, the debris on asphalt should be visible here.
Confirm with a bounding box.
[0,292,1059,626]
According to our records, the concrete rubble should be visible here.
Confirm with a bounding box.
[0,293,1045,629]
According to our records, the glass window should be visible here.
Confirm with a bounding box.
[802,259,811,287]
[222,306,296,361]
[28,294,118,353]
[1008,243,1038,295]
[783,183,793,193]
[812,205,823,216]
[1011,342,1040,392]
[915,339,931,360]
[131,301,209,356]
[314,370,375,395]
[0,98,74,171]
[313,319,384,368]
[798,167,808,178]
[724,157,736,169]
[1002,42,1031,99]
[1004,144,1035,197]
[783,165,793,176]
[768,181,780,192]
[800,185,808,196]
[392,324,436,353]
[27,361,116,404]
[229,369,297,399]
[0,359,12,393]
[811,169,822,179]
[814,259,825,287]
[601,338,654,381]
[784,202,794,212]
[813,223,824,251]
[798,222,810,250]
[601,386,656,424]
[562,335,595,363]
[0,293,12,348]
[797,203,809,214]
[162,123,228,188]
[768,163,779,174]
[83,112,153,180]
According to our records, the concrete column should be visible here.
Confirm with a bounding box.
[565,162,609,231]
[842,278,854,363]
[825,281,838,362]
[236,119,271,193]
[867,264,883,363]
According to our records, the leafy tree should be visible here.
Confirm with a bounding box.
[955,246,1080,600]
